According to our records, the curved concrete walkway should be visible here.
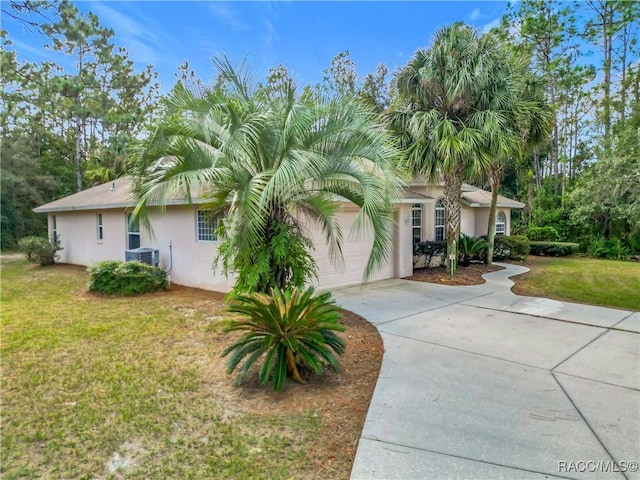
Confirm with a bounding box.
[334,263,639,480]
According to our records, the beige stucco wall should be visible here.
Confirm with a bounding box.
[48,203,414,292]
[474,209,490,237]
[49,207,235,292]
[394,204,415,279]
[473,208,511,237]
[404,184,513,239]
[51,210,127,266]
[141,207,233,292]
[460,207,476,238]
[46,195,514,292]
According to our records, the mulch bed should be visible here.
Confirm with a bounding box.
[205,305,384,480]
[406,263,504,286]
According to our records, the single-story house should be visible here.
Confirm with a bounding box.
[34,177,524,292]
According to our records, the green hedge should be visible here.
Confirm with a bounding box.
[88,260,168,295]
[492,235,530,261]
[588,238,630,260]
[527,226,560,242]
[413,241,447,267]
[17,235,62,266]
[530,241,580,257]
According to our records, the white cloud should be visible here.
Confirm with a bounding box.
[88,3,178,68]
[482,17,502,33]
[263,18,279,51]
[470,8,482,21]
[91,3,158,44]
[208,3,248,31]
[8,39,49,59]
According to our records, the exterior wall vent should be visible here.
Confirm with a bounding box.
[125,247,160,267]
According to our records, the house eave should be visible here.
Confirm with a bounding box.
[461,201,525,209]
[33,198,208,214]
[394,198,435,204]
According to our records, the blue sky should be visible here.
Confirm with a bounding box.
[5,1,513,91]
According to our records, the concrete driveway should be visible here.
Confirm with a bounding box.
[334,264,639,480]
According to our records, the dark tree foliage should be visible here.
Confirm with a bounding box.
[1,1,160,249]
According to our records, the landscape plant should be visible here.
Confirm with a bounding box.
[87,260,168,295]
[588,237,630,261]
[491,235,530,261]
[413,241,447,268]
[222,287,346,391]
[483,56,554,265]
[529,241,579,257]
[391,24,535,272]
[527,226,560,242]
[17,235,62,265]
[458,235,487,267]
[132,58,403,294]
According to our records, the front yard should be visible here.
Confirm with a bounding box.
[0,257,382,479]
[512,256,640,311]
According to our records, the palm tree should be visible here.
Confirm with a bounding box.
[131,58,403,293]
[484,57,554,264]
[391,24,521,272]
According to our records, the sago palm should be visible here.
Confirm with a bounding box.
[222,287,346,391]
[458,234,487,267]
[390,24,521,272]
[132,58,403,293]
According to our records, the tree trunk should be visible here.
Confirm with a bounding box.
[75,111,83,192]
[602,1,612,144]
[486,171,501,265]
[443,166,463,274]
[561,165,566,208]
[619,23,629,124]
[533,148,542,188]
[286,349,305,384]
[634,64,639,106]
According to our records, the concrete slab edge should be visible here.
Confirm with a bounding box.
[356,437,575,480]
[552,373,631,480]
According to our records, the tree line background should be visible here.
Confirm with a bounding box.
[2,0,638,258]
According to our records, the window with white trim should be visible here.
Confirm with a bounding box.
[127,213,140,249]
[51,215,57,242]
[97,213,104,241]
[435,200,446,242]
[496,211,506,236]
[197,210,218,242]
[412,204,422,245]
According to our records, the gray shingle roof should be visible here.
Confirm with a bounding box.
[34,177,523,213]
[33,177,208,213]
[34,177,137,213]
[398,189,434,204]
[461,187,525,208]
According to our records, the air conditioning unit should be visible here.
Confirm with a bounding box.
[125,247,160,267]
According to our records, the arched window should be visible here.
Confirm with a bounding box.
[496,211,506,236]
[435,200,445,241]
[412,204,422,245]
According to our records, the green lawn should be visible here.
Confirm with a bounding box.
[512,256,640,311]
[0,256,321,479]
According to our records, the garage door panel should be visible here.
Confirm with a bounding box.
[303,209,394,289]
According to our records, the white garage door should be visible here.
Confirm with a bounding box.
[305,207,395,290]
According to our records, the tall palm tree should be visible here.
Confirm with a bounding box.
[131,58,403,293]
[484,55,554,264]
[391,24,521,271]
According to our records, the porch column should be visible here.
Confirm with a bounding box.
[395,204,414,278]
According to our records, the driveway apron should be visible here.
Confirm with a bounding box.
[333,263,640,480]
